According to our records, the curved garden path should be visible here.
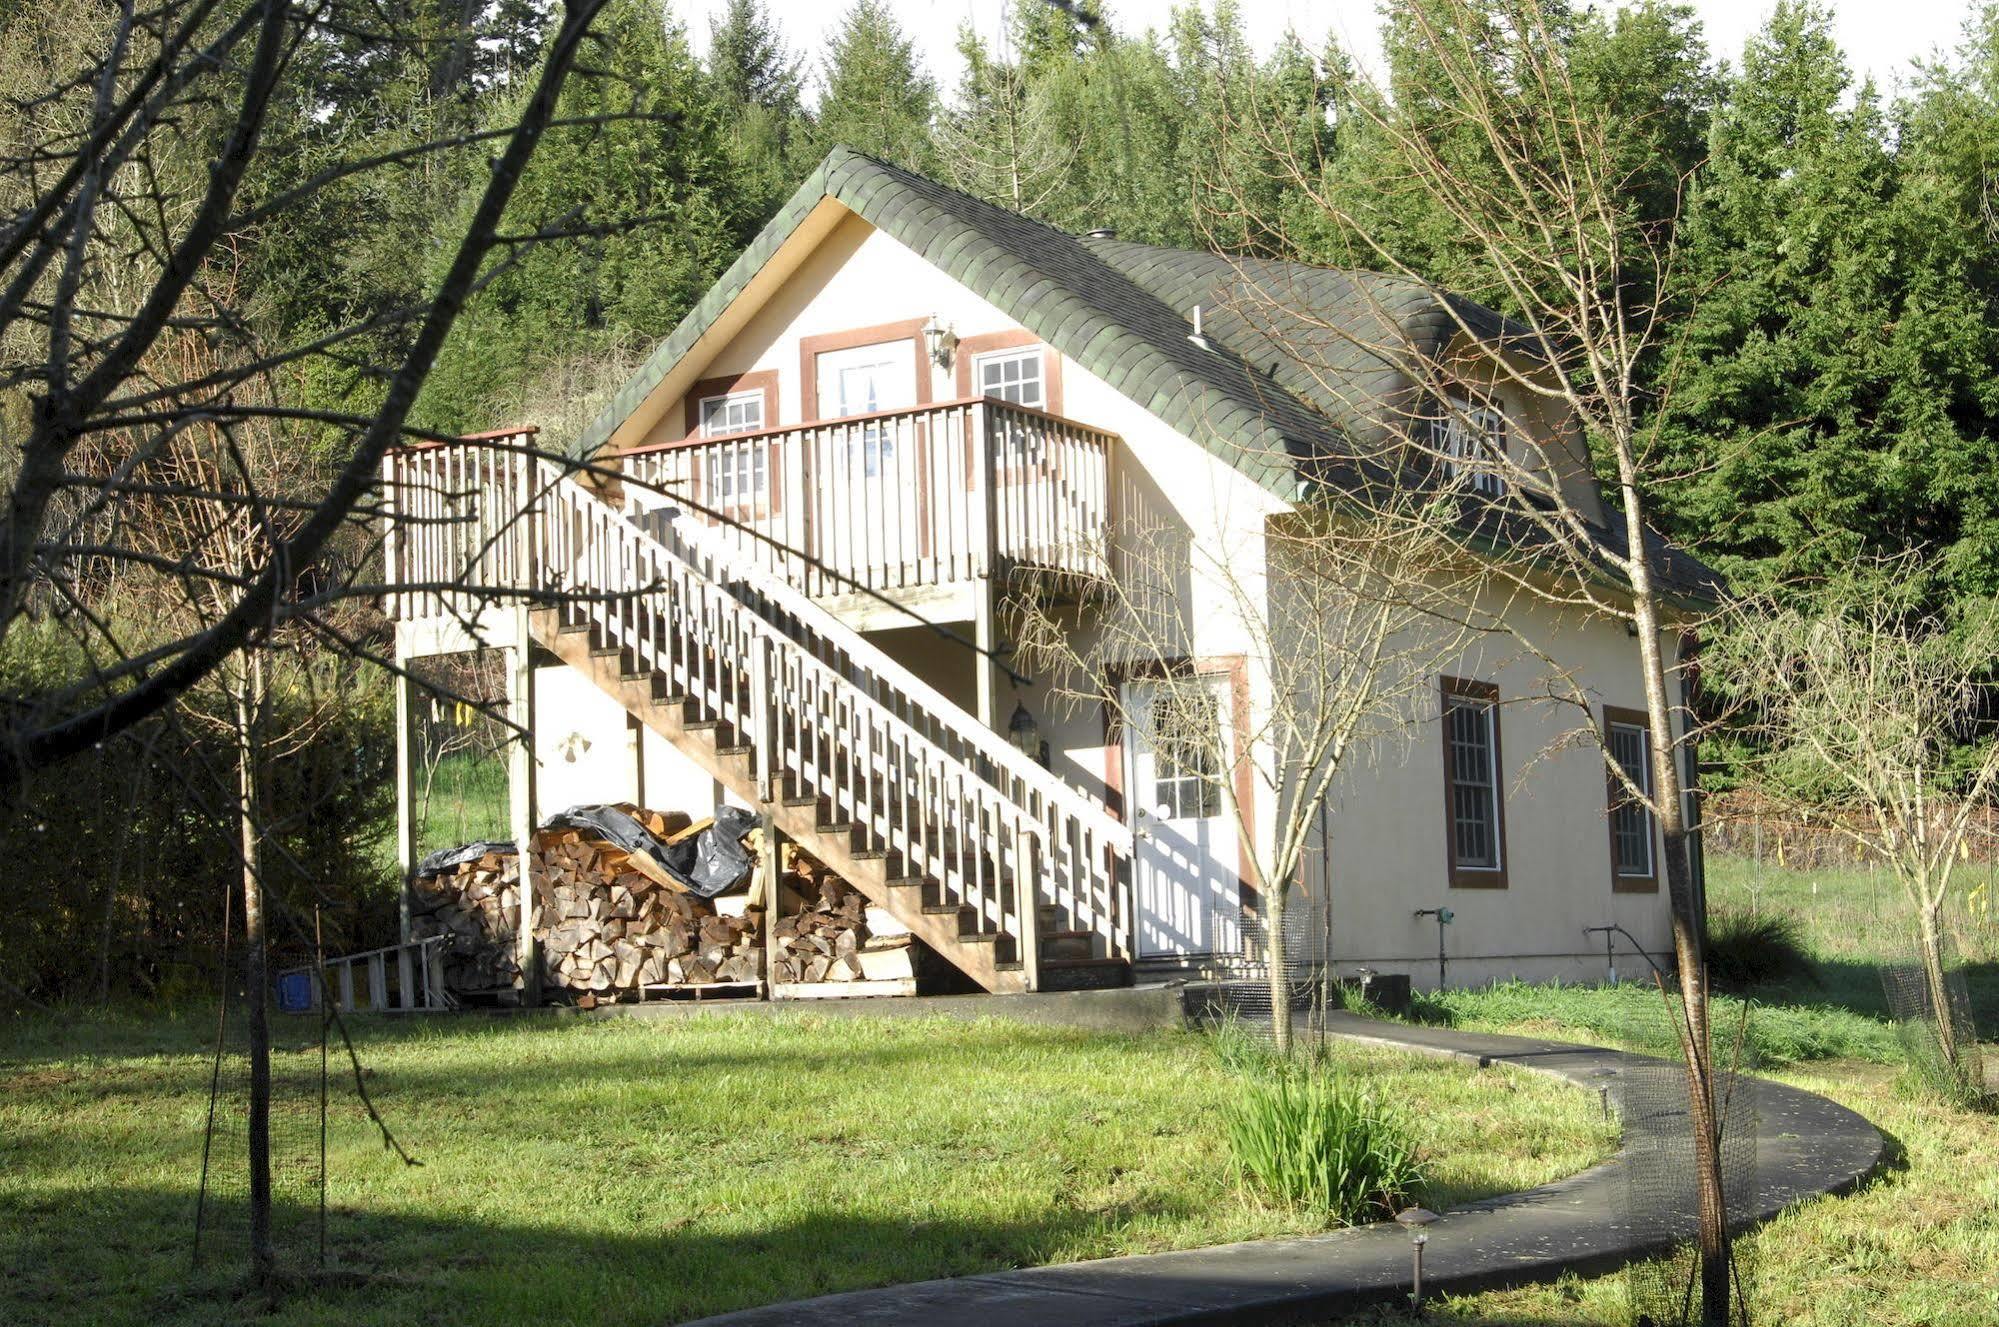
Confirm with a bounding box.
[682,1011,1887,1327]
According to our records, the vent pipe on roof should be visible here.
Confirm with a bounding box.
[1188,303,1210,351]
[1086,227,1116,239]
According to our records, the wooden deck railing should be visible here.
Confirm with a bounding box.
[616,397,1114,599]
[380,428,540,624]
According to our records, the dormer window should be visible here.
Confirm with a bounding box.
[1436,398,1508,498]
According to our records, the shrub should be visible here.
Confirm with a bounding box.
[1222,1071,1425,1224]
[1706,908,1818,990]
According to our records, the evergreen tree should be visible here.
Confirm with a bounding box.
[1009,21,1193,244]
[812,0,937,169]
[709,0,804,114]
[707,0,812,243]
[420,0,740,435]
[1654,2,1933,597]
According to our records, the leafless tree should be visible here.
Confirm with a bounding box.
[1715,567,1997,1095]
[936,9,1075,217]
[0,0,613,790]
[1012,479,1487,1053]
[1206,1,1739,1317]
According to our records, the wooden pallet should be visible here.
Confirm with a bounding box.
[636,980,764,1003]
[771,977,916,1001]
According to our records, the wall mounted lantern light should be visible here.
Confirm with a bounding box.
[925,315,958,371]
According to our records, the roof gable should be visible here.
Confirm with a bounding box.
[577,148,1348,500]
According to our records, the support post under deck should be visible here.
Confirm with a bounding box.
[508,610,541,1006]
[393,669,418,1007]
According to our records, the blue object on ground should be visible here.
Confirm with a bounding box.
[276,970,313,1013]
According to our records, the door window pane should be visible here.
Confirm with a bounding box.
[1147,686,1223,820]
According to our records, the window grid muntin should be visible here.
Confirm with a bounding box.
[1609,721,1655,877]
[1446,695,1501,869]
[709,447,768,504]
[699,389,765,439]
[974,347,1046,409]
[1436,400,1508,497]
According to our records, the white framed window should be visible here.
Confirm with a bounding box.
[1608,718,1655,879]
[1445,694,1503,871]
[973,346,1046,409]
[699,389,765,438]
[1436,399,1509,497]
[708,447,769,506]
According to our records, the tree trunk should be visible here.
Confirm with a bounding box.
[1632,595,1730,1325]
[1916,898,1962,1074]
[235,657,274,1288]
[1264,881,1292,1055]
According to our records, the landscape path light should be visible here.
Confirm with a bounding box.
[1395,1205,1440,1310]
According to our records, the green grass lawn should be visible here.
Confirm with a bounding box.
[0,1009,1612,1327]
[1340,852,1999,1327]
[415,749,510,856]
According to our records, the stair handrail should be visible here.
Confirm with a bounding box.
[632,483,1133,856]
[531,459,1129,964]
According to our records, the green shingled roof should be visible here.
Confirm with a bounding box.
[576,147,1721,603]
[575,147,1357,498]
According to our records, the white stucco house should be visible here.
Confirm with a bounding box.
[382,148,1718,998]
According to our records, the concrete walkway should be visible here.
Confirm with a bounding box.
[682,1013,1887,1327]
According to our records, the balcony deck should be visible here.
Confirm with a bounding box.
[614,397,1115,621]
[381,398,1117,645]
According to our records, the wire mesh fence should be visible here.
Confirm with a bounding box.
[1880,911,1989,1104]
[1188,901,1411,1042]
[1617,988,1761,1327]
[191,985,328,1276]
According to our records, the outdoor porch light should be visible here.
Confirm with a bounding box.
[1395,1206,1441,1309]
[1007,702,1043,764]
[925,315,958,371]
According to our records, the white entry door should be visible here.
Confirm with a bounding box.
[814,340,919,580]
[1124,676,1242,959]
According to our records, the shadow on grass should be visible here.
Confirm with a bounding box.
[3,1182,1161,1327]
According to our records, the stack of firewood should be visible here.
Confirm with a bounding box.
[769,851,915,986]
[412,811,923,1001]
[531,812,766,994]
[409,846,523,993]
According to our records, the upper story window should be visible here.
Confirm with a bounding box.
[1441,677,1507,887]
[700,389,765,438]
[1605,709,1657,888]
[973,346,1046,410]
[1436,398,1509,498]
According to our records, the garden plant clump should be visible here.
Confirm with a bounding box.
[1212,1018,1426,1225]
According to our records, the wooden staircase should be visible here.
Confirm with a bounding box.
[524,459,1134,994]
